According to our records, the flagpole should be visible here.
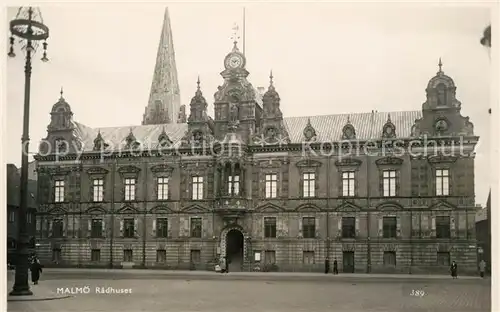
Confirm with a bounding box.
[243,7,246,55]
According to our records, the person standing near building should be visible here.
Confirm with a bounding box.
[30,257,43,285]
[479,259,486,278]
[324,258,330,274]
[333,258,338,275]
[450,261,458,279]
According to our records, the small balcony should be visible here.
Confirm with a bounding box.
[214,197,250,216]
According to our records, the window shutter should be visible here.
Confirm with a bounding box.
[338,172,343,197]
[63,219,67,237]
[185,218,190,237]
[87,219,92,237]
[101,220,106,237]
[134,219,138,237]
[449,169,453,195]
[396,170,401,196]
[167,218,171,238]
[337,217,342,237]
[277,217,283,238]
[119,220,124,237]
[315,170,320,196]
[355,217,359,237]
[379,170,384,196]
[202,218,208,238]
[299,172,304,198]
[431,216,436,237]
[378,217,383,237]
[298,217,303,238]
[396,216,401,237]
[90,179,94,202]
[152,219,157,237]
[179,217,185,237]
[315,216,320,238]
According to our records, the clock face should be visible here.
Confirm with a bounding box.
[229,55,242,68]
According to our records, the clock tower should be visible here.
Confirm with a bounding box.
[213,38,263,143]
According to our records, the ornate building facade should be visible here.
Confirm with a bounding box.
[34,17,478,273]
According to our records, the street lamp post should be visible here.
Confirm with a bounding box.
[8,7,49,296]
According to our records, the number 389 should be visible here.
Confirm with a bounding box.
[410,289,425,297]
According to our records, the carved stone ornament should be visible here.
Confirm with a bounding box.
[40,166,73,176]
[375,156,404,166]
[150,164,174,174]
[303,118,317,142]
[296,159,322,168]
[334,158,362,167]
[435,119,449,133]
[427,154,458,164]
[93,131,109,151]
[192,130,203,144]
[54,137,68,153]
[117,165,141,174]
[86,167,109,175]
[265,126,278,142]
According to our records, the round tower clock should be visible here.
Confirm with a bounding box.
[224,52,245,69]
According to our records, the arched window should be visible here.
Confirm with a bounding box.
[436,83,447,106]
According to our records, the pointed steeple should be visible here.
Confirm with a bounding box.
[142,7,181,125]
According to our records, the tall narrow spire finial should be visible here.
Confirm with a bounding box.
[438,57,443,73]
[197,75,201,90]
[143,7,181,125]
[59,87,64,99]
[269,70,274,87]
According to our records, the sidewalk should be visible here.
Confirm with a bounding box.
[6,271,72,301]
[42,268,481,280]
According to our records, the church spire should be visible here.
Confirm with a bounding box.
[142,7,181,125]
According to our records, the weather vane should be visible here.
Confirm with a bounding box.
[231,23,240,44]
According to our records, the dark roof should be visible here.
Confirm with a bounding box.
[6,164,38,209]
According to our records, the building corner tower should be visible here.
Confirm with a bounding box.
[142,7,181,125]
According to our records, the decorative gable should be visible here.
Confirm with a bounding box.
[295,204,321,212]
[382,114,396,138]
[150,205,172,214]
[429,200,456,210]
[93,130,109,151]
[124,129,140,150]
[336,201,361,211]
[376,202,404,211]
[85,206,106,214]
[86,167,109,175]
[302,118,317,142]
[427,154,458,164]
[181,204,208,213]
[157,127,173,148]
[150,164,174,175]
[375,156,404,166]
[118,165,141,175]
[334,158,362,167]
[117,205,138,214]
[341,116,356,140]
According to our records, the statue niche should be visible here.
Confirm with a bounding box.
[436,83,447,107]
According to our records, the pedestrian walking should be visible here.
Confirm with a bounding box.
[450,261,458,279]
[225,255,229,273]
[333,258,338,275]
[30,258,43,285]
[324,258,330,274]
[479,260,486,278]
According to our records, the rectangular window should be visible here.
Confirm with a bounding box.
[265,174,278,198]
[156,218,168,238]
[228,175,240,195]
[192,176,204,200]
[27,212,32,224]
[264,217,277,238]
[342,217,356,238]
[124,178,136,201]
[302,217,316,238]
[52,248,61,262]
[437,252,450,266]
[190,249,201,263]
[383,216,397,238]
[91,219,103,238]
[382,170,397,197]
[123,249,133,262]
[124,218,135,238]
[342,171,355,197]
[9,211,15,223]
[54,180,65,202]
[157,177,169,200]
[52,219,64,237]
[436,169,450,196]
[264,250,276,264]
[303,251,315,264]
[436,216,451,238]
[190,217,202,238]
[91,249,101,262]
[156,249,166,263]
[302,172,315,197]
[92,178,104,202]
[383,251,396,266]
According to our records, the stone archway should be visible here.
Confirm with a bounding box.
[220,225,248,272]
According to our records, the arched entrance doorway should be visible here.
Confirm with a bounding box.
[226,229,244,272]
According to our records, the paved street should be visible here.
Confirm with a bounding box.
[7,275,490,312]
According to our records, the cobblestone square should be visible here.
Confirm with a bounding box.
[8,278,490,312]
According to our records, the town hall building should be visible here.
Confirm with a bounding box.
[34,8,479,273]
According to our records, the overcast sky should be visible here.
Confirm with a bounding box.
[5,3,491,204]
